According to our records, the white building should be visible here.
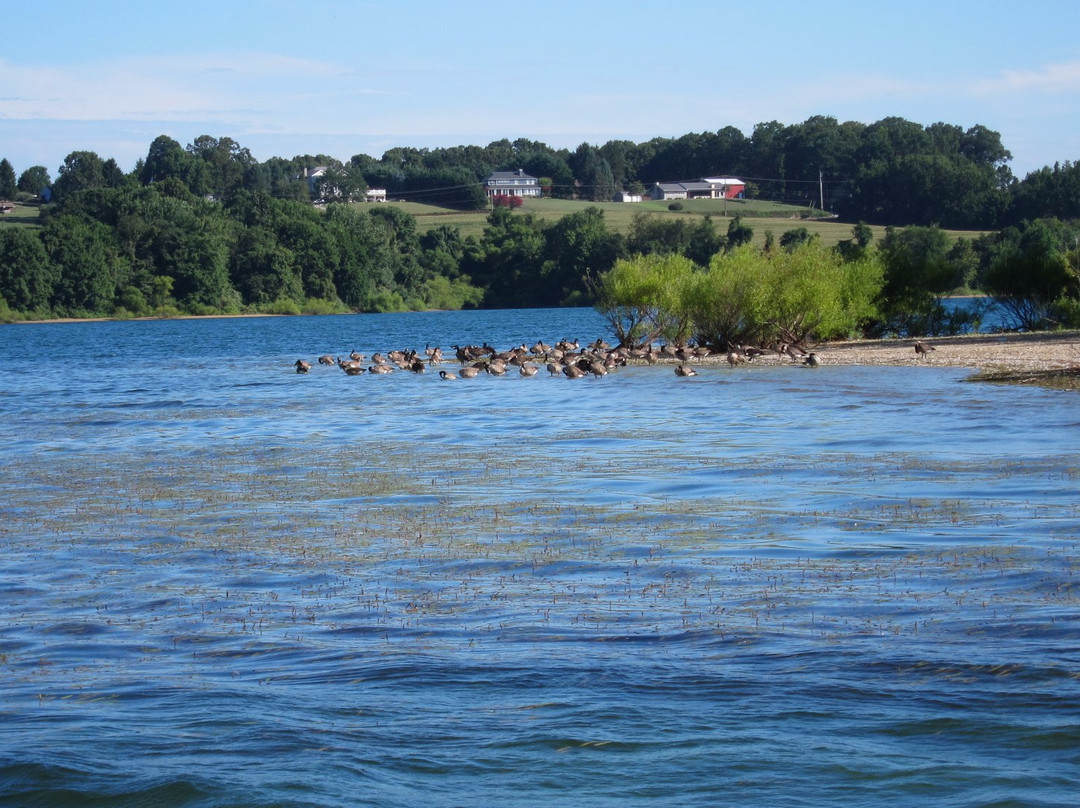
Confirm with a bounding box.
[483,169,541,198]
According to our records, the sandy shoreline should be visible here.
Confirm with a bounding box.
[812,330,1080,389]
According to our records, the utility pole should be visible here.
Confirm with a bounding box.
[819,170,824,211]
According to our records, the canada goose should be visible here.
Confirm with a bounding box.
[726,351,746,367]
[742,345,766,361]
[460,366,481,378]
[531,341,551,355]
[587,360,608,378]
[371,353,387,365]
[295,359,311,373]
[318,355,335,365]
[563,363,586,379]
[486,361,508,376]
[803,352,821,368]
[368,364,393,374]
[439,370,457,380]
[519,363,539,377]
[675,364,697,377]
[349,351,366,362]
[546,361,563,377]
[409,358,426,373]
[914,341,936,360]
[783,343,808,362]
[337,357,364,375]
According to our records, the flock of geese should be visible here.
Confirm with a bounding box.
[290,337,861,379]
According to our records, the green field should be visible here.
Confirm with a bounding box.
[390,197,983,247]
[0,201,42,228]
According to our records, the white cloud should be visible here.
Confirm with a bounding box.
[0,53,382,124]
[975,60,1080,95]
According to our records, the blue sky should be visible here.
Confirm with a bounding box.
[3,0,1079,179]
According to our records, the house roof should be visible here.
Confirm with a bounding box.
[484,169,538,183]
[656,177,744,192]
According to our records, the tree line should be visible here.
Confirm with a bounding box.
[4,117,1080,226]
[1,122,1079,333]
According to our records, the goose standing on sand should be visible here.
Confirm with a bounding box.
[914,341,936,361]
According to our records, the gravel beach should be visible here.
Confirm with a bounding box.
[812,330,1080,389]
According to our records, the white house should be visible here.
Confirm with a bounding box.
[483,169,541,198]
[651,177,746,201]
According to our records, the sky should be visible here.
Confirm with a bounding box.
[2,0,1080,180]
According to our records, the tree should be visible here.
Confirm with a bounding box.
[877,225,963,335]
[542,206,625,306]
[141,135,199,188]
[983,218,1079,329]
[779,227,817,252]
[0,227,56,311]
[688,243,882,348]
[570,143,616,202]
[473,206,546,307]
[593,253,698,347]
[17,166,51,196]
[325,204,396,310]
[0,159,16,199]
[186,135,256,198]
[41,215,119,314]
[231,226,302,305]
[726,215,754,250]
[52,151,107,203]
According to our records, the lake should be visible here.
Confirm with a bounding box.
[1,308,1078,807]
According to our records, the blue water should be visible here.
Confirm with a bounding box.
[1,309,1078,808]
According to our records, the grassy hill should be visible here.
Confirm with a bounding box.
[0,201,42,228]
[391,197,984,247]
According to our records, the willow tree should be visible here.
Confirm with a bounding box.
[593,253,698,347]
[690,243,882,347]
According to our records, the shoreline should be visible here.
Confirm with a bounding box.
[7,312,1079,388]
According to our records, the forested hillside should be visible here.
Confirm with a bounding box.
[1,116,1079,332]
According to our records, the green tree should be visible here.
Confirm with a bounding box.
[593,253,698,346]
[41,215,119,314]
[325,203,396,309]
[570,143,616,202]
[726,214,754,250]
[0,227,56,312]
[542,206,625,305]
[779,227,817,252]
[0,159,16,199]
[984,218,1079,329]
[52,151,107,203]
[231,226,302,305]
[877,225,962,335]
[473,206,546,307]
[17,166,52,196]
